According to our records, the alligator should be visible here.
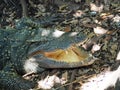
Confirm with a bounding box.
[0,18,95,90]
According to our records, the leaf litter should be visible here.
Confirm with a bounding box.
[0,0,120,90]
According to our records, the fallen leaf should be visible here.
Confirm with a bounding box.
[91,44,102,53]
[116,51,120,61]
[90,3,103,13]
[93,26,108,35]
[81,66,120,90]
[100,13,114,20]
[73,10,84,18]
[37,75,67,89]
[113,15,120,23]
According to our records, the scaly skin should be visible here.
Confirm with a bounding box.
[0,18,94,90]
[0,29,37,90]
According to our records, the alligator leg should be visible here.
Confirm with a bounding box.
[0,63,37,90]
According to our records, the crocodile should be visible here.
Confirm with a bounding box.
[0,18,95,90]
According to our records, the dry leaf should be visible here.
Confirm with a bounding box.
[113,15,120,23]
[100,13,114,20]
[37,75,67,89]
[116,51,120,61]
[81,66,120,90]
[91,44,101,53]
[73,10,84,18]
[90,3,103,13]
[62,71,68,82]
[93,26,108,35]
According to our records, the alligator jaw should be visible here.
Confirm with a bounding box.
[28,45,95,68]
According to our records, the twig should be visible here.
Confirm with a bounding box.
[20,0,28,17]
[68,69,77,90]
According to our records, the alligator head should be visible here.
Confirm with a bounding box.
[9,20,95,73]
[22,29,95,73]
